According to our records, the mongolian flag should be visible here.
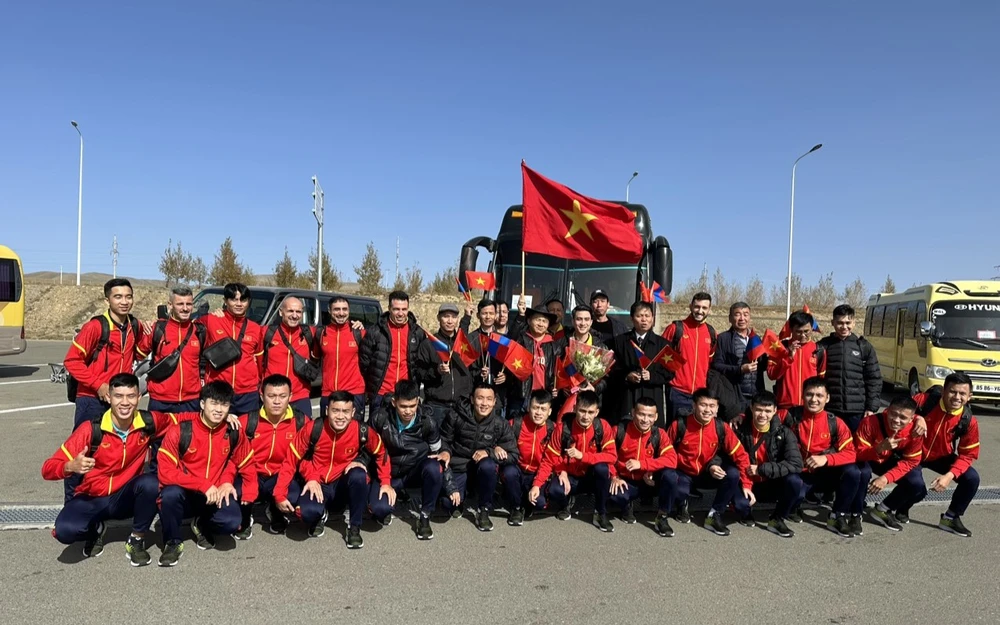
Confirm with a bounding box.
[650,343,685,373]
[555,356,584,391]
[453,329,479,367]
[651,281,668,304]
[488,333,534,381]
[425,329,451,363]
[762,329,789,360]
[746,330,766,362]
[630,340,652,369]
[779,305,820,339]
[456,276,471,302]
[465,271,496,292]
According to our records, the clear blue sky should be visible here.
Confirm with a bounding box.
[2,2,998,295]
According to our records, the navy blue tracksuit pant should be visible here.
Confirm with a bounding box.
[55,474,159,545]
[159,484,243,545]
[444,458,500,512]
[793,464,863,515]
[881,458,981,517]
[609,468,679,514]
[671,465,742,515]
[369,458,444,519]
[546,463,613,514]
[501,464,547,511]
[734,474,803,520]
[296,467,369,529]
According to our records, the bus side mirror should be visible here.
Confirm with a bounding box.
[156,305,168,320]
[918,321,935,337]
[650,236,673,297]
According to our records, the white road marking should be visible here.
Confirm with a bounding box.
[0,402,73,415]
[0,379,49,386]
[0,363,51,368]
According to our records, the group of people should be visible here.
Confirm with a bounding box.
[45,278,982,568]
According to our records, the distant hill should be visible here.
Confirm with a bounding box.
[26,271,166,288]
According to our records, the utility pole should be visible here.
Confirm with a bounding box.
[311,176,325,291]
[395,237,400,285]
[111,235,119,279]
[60,266,63,285]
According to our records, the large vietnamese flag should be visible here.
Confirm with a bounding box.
[521,163,643,263]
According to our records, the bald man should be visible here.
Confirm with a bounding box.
[259,296,319,417]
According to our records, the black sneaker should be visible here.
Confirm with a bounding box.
[507,508,525,527]
[895,510,910,525]
[476,508,494,532]
[787,507,803,524]
[555,508,572,521]
[592,513,614,533]
[82,522,106,558]
[450,507,464,520]
[416,514,434,540]
[158,542,184,567]
[767,517,794,538]
[872,508,902,532]
[939,514,972,538]
[622,501,637,525]
[309,510,329,538]
[675,501,691,524]
[346,526,364,549]
[827,515,853,537]
[266,505,289,535]
[654,513,674,537]
[738,513,757,528]
[124,535,151,567]
[848,514,864,537]
[804,491,823,506]
[821,491,835,508]
[378,513,393,528]
[704,513,730,536]
[191,518,216,550]
[234,514,254,541]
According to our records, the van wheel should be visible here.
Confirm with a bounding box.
[908,370,920,396]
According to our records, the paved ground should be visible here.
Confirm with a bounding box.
[2,341,999,625]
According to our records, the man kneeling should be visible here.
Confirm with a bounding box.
[502,390,555,526]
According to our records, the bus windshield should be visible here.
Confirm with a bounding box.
[932,300,1000,351]
[192,288,275,325]
[497,265,564,310]
[568,266,638,314]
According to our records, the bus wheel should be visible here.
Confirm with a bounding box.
[908,370,920,396]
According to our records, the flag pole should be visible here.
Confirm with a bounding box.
[520,251,526,301]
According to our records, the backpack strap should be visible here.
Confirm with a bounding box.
[917,386,944,416]
[178,420,193,459]
[302,418,325,461]
[262,324,280,372]
[84,316,113,366]
[785,406,805,430]
[353,327,363,347]
[952,407,973,453]
[715,419,728,455]
[673,415,688,447]
[223,425,240,468]
[293,409,307,431]
[246,411,260,440]
[137,410,156,437]
[88,418,104,457]
[560,415,574,452]
[512,416,523,441]
[615,422,628,450]
[592,419,604,452]
[650,426,662,459]
[669,320,684,350]
[151,320,168,360]
[707,324,717,351]
[827,413,839,452]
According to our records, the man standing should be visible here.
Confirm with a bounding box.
[768,311,826,410]
[259,297,317,417]
[589,289,628,344]
[496,301,511,335]
[139,286,205,414]
[468,299,501,384]
[423,303,474,426]
[662,292,717,420]
[609,302,670,425]
[712,302,765,417]
[545,298,566,342]
[316,296,367,418]
[359,290,433,415]
[201,283,264,417]
[817,304,881,433]
[63,278,146,502]
[505,301,559,419]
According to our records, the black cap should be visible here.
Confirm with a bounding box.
[590,289,609,302]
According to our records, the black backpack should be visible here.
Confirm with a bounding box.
[673,415,729,458]
[917,385,973,455]
[615,421,663,458]
[88,410,156,457]
[784,407,839,454]
[668,320,718,353]
[67,315,141,402]
[246,408,308,441]
[560,415,605,454]
[706,368,742,422]
[300,419,372,468]
[177,420,241,469]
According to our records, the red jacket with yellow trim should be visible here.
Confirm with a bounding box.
[273,419,391,503]
[913,393,980,477]
[779,409,855,469]
[137,318,203,403]
[157,415,257,501]
[510,416,550,474]
[612,421,677,481]
[42,410,187,497]
[259,323,313,401]
[201,311,264,396]
[63,312,144,398]
[532,418,617,488]
[317,323,366,396]
[854,413,922,483]
[767,342,826,409]
[662,317,717,394]
[238,408,302,478]
[666,415,751,488]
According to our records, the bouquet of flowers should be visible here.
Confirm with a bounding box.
[567,338,616,387]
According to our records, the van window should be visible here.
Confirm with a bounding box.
[883,304,898,337]
[298,297,318,326]
[362,303,381,326]
[0,259,21,302]
[870,306,885,337]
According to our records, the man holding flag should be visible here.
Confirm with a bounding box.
[422,303,474,427]
[712,302,767,417]
[503,297,558,419]
[608,301,671,426]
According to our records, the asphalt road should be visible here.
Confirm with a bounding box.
[2,341,998,625]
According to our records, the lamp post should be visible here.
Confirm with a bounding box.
[626,171,639,202]
[311,176,325,291]
[71,121,84,286]
[785,144,823,319]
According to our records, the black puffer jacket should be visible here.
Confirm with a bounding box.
[734,416,802,479]
[504,314,559,417]
[359,312,434,396]
[817,334,881,415]
[369,403,445,478]
[440,396,518,475]
[422,329,473,406]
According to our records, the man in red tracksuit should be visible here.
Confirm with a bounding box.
[782,377,860,537]
[664,388,752,537]
[138,286,204,413]
[609,397,678,537]
[853,396,923,533]
[234,374,311,539]
[881,373,981,537]
[529,390,618,533]
[316,295,367,417]
[501,389,553,526]
[768,310,826,409]
[662,292,717,421]
[274,390,393,549]
[63,278,147,502]
[157,381,257,567]
[259,296,316,418]
[42,373,190,567]
[201,282,264,416]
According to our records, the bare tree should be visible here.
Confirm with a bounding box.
[881,275,896,294]
[744,275,766,307]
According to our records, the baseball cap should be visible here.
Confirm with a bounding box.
[438,303,460,315]
[590,289,609,301]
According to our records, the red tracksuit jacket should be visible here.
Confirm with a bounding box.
[201,311,264,395]
[42,410,189,497]
[532,418,617,488]
[666,416,751,488]
[317,323,366,396]
[510,417,550,474]
[238,408,303,478]
[913,393,980,477]
[273,420,392,503]
[260,323,313,401]
[780,409,855,470]
[63,312,144,399]
[662,317,717,394]
[611,421,677,481]
[157,415,258,502]
[767,342,826,409]
[854,413,923,483]
[137,319,202,403]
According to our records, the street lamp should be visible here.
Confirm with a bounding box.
[626,171,639,202]
[785,143,823,318]
[71,121,84,286]
[311,176,325,291]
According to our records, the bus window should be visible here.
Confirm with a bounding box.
[865,307,873,335]
[884,304,898,337]
[0,259,20,302]
[870,306,885,337]
[906,302,919,337]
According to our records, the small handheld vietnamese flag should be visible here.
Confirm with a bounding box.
[650,343,686,373]
[639,282,653,303]
[488,333,534,381]
[651,281,668,304]
[802,304,821,332]
[630,340,652,369]
[456,277,472,302]
[453,329,478,367]
[465,271,496,292]
[763,329,789,360]
[426,329,451,363]
[746,330,767,362]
